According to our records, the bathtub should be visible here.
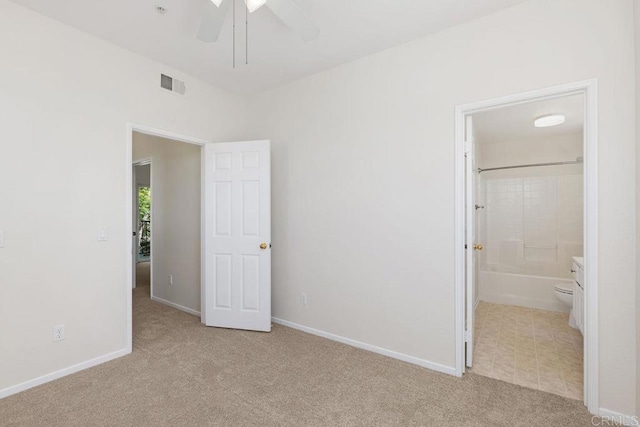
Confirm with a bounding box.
[478,271,572,313]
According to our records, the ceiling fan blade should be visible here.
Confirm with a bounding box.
[197,0,231,43]
[266,0,319,42]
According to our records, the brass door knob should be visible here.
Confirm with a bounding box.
[473,244,483,251]
[260,243,268,250]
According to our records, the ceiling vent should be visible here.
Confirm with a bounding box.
[160,74,186,95]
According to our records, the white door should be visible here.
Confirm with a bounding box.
[203,140,271,332]
[465,115,478,368]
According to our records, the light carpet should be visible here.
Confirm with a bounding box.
[0,286,598,426]
[136,261,150,289]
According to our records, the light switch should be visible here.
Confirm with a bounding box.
[98,228,109,242]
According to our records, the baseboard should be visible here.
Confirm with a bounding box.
[598,408,639,426]
[271,317,456,376]
[0,348,129,400]
[151,295,200,317]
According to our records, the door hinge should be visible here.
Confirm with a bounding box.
[464,330,471,342]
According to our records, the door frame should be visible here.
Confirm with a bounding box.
[125,123,209,354]
[463,115,478,368]
[453,79,599,413]
[132,160,152,290]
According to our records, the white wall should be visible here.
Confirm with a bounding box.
[0,0,246,395]
[246,0,637,416]
[133,133,202,314]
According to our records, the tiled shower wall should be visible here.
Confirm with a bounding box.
[481,173,583,279]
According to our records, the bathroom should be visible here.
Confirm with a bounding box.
[469,94,585,400]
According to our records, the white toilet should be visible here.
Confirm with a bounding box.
[554,283,577,329]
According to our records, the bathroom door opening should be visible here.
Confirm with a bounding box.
[454,80,598,414]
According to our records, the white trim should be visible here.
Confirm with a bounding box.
[0,348,128,400]
[597,408,639,427]
[132,165,137,289]
[454,106,465,377]
[128,123,210,146]
[149,165,154,300]
[583,81,599,413]
[200,146,206,323]
[453,79,599,412]
[464,114,476,368]
[272,317,457,376]
[126,122,210,354]
[151,296,201,317]
[126,125,133,354]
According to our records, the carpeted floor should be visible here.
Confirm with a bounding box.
[136,261,150,289]
[0,285,598,426]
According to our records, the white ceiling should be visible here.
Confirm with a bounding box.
[473,94,585,144]
[10,0,528,95]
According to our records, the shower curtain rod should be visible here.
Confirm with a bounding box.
[478,157,584,174]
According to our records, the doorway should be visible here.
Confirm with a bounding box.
[137,184,151,291]
[454,80,598,413]
[125,123,273,355]
[138,184,151,263]
[132,161,151,294]
[131,131,203,319]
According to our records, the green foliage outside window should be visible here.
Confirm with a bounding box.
[138,187,151,257]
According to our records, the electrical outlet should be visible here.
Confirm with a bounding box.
[300,292,308,305]
[168,275,173,286]
[53,325,65,342]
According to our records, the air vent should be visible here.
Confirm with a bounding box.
[160,74,186,95]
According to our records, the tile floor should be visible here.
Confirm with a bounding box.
[470,302,584,400]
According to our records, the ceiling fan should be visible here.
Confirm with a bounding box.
[198,0,320,44]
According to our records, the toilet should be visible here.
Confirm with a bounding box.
[554,283,577,329]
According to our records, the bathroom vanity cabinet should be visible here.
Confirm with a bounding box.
[572,257,584,335]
